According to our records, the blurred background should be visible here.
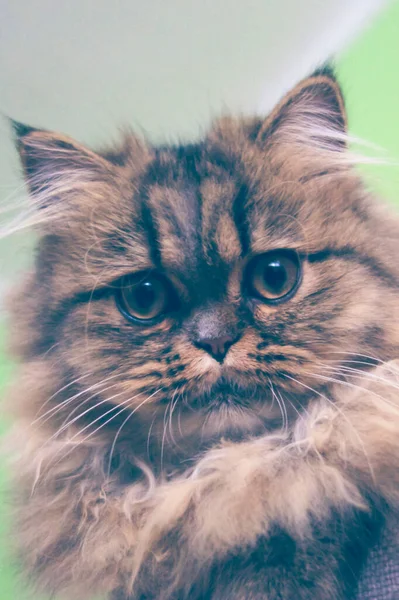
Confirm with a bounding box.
[1,0,399,597]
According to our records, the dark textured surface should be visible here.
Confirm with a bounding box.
[356,518,399,600]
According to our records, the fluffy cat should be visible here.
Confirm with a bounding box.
[5,67,399,599]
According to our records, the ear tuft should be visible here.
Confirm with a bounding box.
[10,118,39,141]
[310,62,339,82]
[10,121,115,205]
[257,65,347,151]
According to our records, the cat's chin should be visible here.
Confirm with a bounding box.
[197,403,280,441]
[176,379,296,443]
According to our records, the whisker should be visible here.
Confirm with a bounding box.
[58,382,121,429]
[268,378,287,432]
[43,388,129,449]
[44,408,132,481]
[160,399,172,473]
[107,389,161,477]
[47,390,155,473]
[32,373,120,425]
[177,403,184,439]
[308,369,399,414]
[282,372,376,484]
[147,406,161,460]
[317,363,399,392]
[328,350,397,369]
[275,387,289,432]
[32,372,93,422]
[167,388,183,452]
[278,390,304,421]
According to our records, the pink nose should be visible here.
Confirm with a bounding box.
[195,335,238,363]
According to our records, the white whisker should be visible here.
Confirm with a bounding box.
[32,372,93,421]
[308,369,399,415]
[33,373,120,425]
[268,378,287,432]
[58,382,121,429]
[107,389,161,477]
[282,372,376,484]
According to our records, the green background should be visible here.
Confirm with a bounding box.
[1,1,399,597]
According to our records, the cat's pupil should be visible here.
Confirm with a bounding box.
[134,281,156,310]
[263,261,287,292]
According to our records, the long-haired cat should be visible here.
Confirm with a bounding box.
[5,66,399,599]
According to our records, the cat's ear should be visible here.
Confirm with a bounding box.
[11,120,114,206]
[256,66,347,151]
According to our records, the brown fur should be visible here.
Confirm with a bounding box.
[5,69,399,599]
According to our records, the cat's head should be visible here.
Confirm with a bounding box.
[10,68,399,463]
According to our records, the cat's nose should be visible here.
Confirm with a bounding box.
[195,334,239,363]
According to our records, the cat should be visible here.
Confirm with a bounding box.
[5,65,399,600]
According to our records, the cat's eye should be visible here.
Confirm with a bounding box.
[116,272,174,323]
[246,250,301,304]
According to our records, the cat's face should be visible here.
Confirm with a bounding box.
[11,70,399,460]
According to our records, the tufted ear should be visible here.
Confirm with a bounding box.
[11,120,114,206]
[256,66,347,151]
